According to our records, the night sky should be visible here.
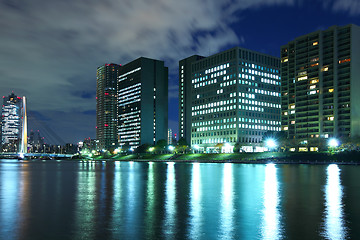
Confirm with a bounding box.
[1,0,360,144]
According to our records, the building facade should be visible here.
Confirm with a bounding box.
[1,93,23,152]
[281,24,360,149]
[167,128,172,145]
[96,63,121,150]
[179,55,204,145]
[180,47,281,153]
[118,57,168,148]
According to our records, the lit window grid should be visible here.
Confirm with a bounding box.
[191,65,280,145]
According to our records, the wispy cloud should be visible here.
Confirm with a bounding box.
[0,0,296,142]
[332,0,360,15]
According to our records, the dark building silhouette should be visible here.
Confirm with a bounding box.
[96,63,121,150]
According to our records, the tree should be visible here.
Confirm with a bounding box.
[155,139,167,153]
[176,137,189,153]
[135,144,150,154]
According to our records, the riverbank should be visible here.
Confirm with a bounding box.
[85,151,360,164]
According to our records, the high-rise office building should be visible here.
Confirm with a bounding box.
[118,57,168,148]
[281,24,360,148]
[96,63,121,150]
[1,93,23,152]
[180,47,281,153]
[179,55,204,145]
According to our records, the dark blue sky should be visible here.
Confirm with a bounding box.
[1,0,360,144]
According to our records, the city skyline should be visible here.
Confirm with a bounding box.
[1,0,360,144]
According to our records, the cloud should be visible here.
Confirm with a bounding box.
[332,0,360,15]
[0,0,295,143]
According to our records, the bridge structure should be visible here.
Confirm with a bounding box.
[0,152,74,160]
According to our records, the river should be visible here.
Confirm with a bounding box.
[0,160,359,239]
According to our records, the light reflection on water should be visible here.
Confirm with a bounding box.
[219,163,234,239]
[188,162,202,239]
[0,160,357,239]
[73,162,96,240]
[164,162,176,238]
[0,163,20,240]
[145,162,155,239]
[323,164,347,240]
[261,163,283,240]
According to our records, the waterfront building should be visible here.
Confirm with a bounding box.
[118,57,168,148]
[180,47,281,153]
[179,55,205,145]
[1,93,26,152]
[281,24,360,150]
[167,128,172,145]
[96,63,121,150]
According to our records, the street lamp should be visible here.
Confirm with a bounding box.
[168,145,175,151]
[265,138,277,151]
[328,138,339,148]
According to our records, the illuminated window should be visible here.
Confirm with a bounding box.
[281,57,289,63]
[290,121,295,124]
[322,66,329,72]
[327,116,334,121]
[310,79,319,84]
[338,58,351,64]
[329,88,334,93]
[289,104,295,109]
[297,76,308,81]
[283,126,288,131]
[310,85,316,89]
[313,41,318,46]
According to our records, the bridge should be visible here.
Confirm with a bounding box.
[0,152,74,160]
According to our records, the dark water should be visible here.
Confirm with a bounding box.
[0,160,359,240]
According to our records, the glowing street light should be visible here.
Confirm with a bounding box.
[265,138,277,151]
[149,147,155,152]
[328,138,339,148]
[193,145,200,153]
[168,145,175,151]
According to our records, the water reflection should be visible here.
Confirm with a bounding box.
[145,162,155,239]
[261,164,282,239]
[220,163,234,239]
[164,162,176,237]
[188,162,202,239]
[323,164,347,240]
[0,162,20,239]
[111,161,123,238]
[73,162,96,239]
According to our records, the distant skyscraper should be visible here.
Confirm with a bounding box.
[29,130,44,152]
[281,24,360,148]
[118,57,168,148]
[180,47,281,152]
[96,63,121,150]
[1,93,24,152]
[167,128,172,145]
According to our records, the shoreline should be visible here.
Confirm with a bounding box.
[2,151,360,165]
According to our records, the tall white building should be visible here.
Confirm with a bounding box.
[180,47,281,153]
[1,93,25,152]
